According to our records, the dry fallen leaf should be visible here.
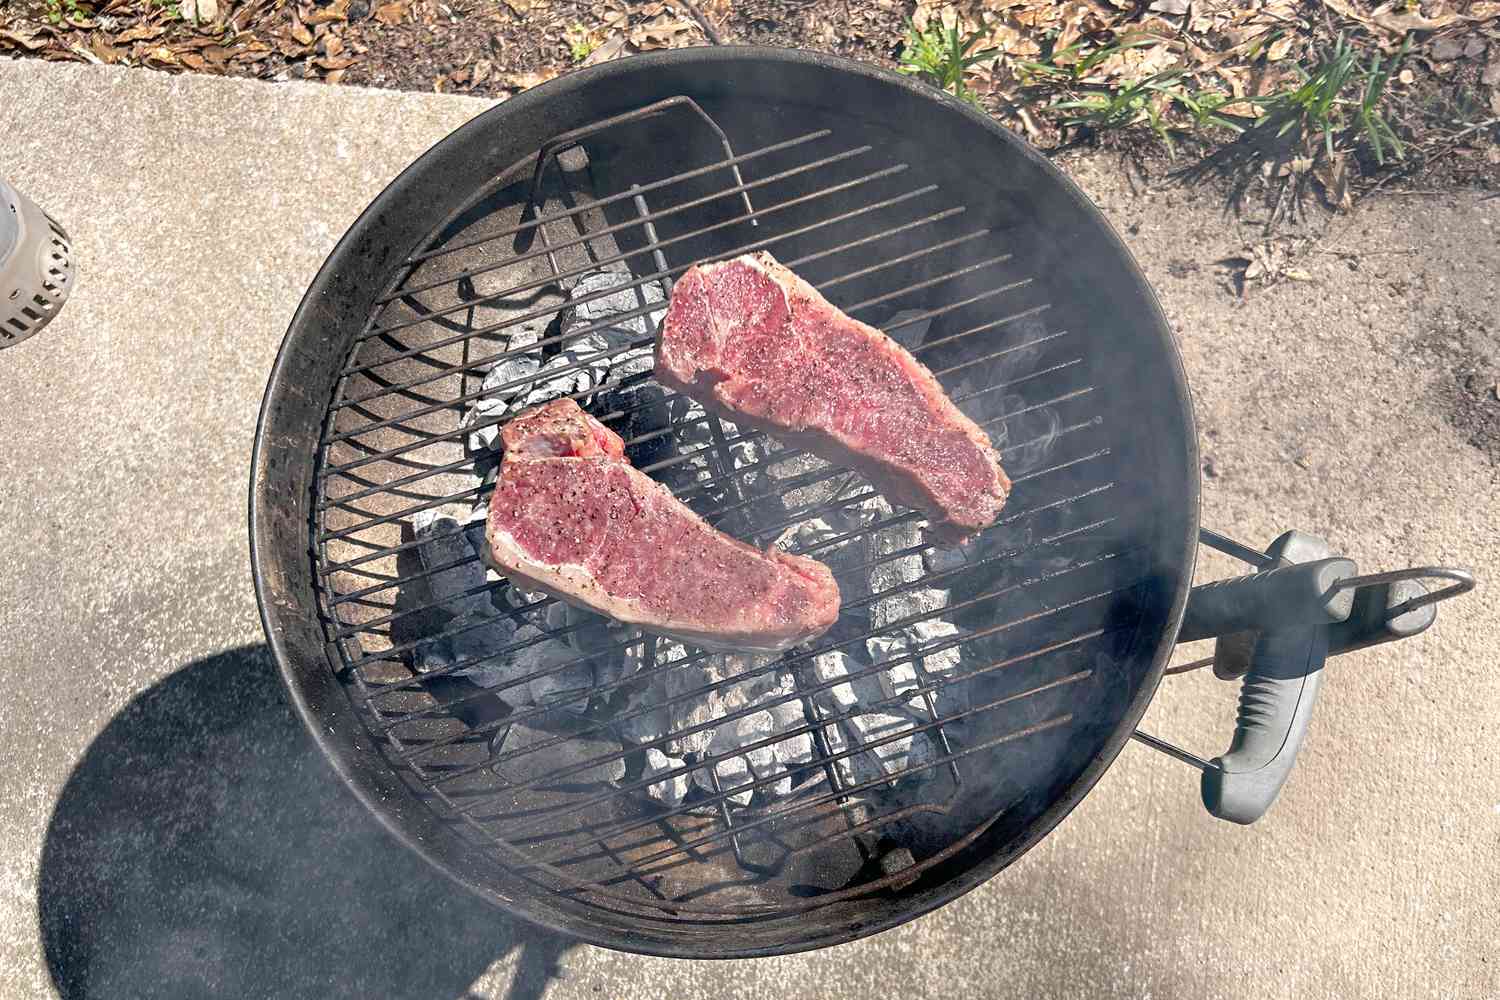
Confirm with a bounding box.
[1373,10,1461,32]
[306,0,350,24]
[373,0,410,26]
[289,15,315,45]
[1266,33,1294,61]
[0,28,48,52]
[471,57,493,84]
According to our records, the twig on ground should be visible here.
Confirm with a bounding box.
[678,0,725,45]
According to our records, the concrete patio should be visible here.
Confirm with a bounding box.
[0,58,1495,999]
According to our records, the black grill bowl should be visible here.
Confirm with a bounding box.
[251,47,1198,957]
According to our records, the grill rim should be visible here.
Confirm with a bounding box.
[250,45,1200,958]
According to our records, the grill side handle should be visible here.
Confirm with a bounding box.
[1198,531,1334,825]
[1137,530,1473,824]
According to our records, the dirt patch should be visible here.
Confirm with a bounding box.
[1415,305,1500,465]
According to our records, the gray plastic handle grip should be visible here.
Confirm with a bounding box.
[1200,624,1328,824]
[1177,558,1357,642]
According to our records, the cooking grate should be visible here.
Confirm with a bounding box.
[309,97,1149,920]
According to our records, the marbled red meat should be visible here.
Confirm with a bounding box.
[486,399,840,652]
[656,251,1009,542]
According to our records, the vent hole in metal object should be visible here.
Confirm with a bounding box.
[253,51,1198,959]
[0,179,75,348]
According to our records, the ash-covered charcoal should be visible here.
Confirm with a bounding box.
[809,649,862,716]
[694,750,754,806]
[413,509,497,618]
[860,636,922,702]
[491,721,626,787]
[923,543,972,577]
[747,743,791,799]
[559,270,666,380]
[793,518,872,606]
[463,357,543,452]
[869,621,965,679]
[412,510,522,690]
[871,620,972,725]
[815,718,859,788]
[870,586,951,631]
[518,351,607,412]
[842,711,934,788]
[641,747,691,808]
[767,699,814,769]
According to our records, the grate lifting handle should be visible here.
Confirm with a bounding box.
[1135,528,1475,825]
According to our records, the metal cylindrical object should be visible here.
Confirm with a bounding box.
[1,178,75,349]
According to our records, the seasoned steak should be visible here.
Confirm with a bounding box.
[486,399,840,652]
[656,251,1009,542]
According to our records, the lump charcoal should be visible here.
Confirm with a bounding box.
[598,385,672,469]
[561,270,666,339]
[816,718,859,788]
[923,543,971,577]
[492,721,626,786]
[518,351,607,412]
[560,271,666,381]
[710,708,774,752]
[908,619,965,676]
[413,511,496,619]
[413,637,455,675]
[511,624,593,712]
[641,747,691,808]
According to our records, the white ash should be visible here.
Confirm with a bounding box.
[792,518,871,605]
[870,586,951,631]
[747,742,791,799]
[868,620,965,680]
[462,354,543,451]
[841,710,935,788]
[694,750,754,806]
[641,747,691,808]
[871,620,971,723]
[767,699,814,768]
[809,649,865,716]
[559,270,665,382]
[615,651,780,758]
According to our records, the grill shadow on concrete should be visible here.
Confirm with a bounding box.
[37,645,571,1000]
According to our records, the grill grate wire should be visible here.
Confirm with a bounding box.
[309,97,1133,919]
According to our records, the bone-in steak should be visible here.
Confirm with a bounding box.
[656,251,1009,542]
[486,399,841,652]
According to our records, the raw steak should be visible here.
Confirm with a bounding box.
[486,399,841,652]
[656,251,1009,542]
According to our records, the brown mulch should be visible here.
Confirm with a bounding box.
[1,0,1497,190]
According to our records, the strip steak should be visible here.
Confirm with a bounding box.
[656,251,1009,542]
[485,399,841,652]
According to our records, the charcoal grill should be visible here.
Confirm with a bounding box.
[250,48,1473,958]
